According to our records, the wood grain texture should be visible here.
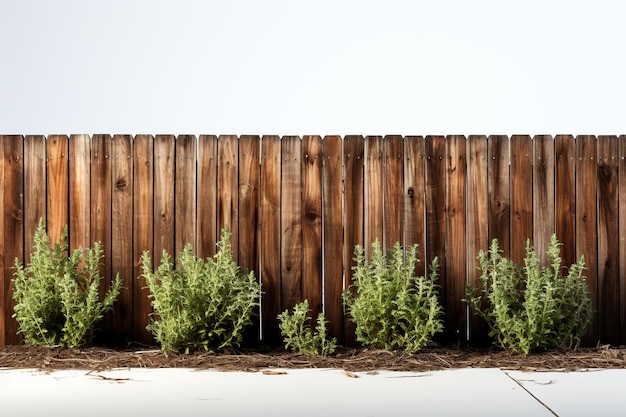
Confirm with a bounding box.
[46,135,69,245]
[153,135,175,266]
[322,135,344,341]
[342,135,364,345]
[132,134,154,344]
[597,135,619,344]
[260,135,281,342]
[175,134,197,255]
[111,135,133,342]
[218,135,239,260]
[576,135,598,344]
[364,136,384,254]
[404,136,426,277]
[445,135,467,343]
[0,137,4,347]
[69,134,91,251]
[467,135,489,345]
[555,135,576,267]
[280,136,302,312]
[487,135,510,258]
[1,136,23,346]
[620,135,626,345]
[197,135,218,259]
[302,135,323,319]
[384,135,404,251]
[23,135,46,264]
[90,134,113,339]
[509,135,533,264]
[533,135,555,265]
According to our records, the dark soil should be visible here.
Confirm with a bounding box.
[2,344,625,372]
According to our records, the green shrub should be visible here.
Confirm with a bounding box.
[141,230,260,353]
[12,219,121,348]
[342,241,444,353]
[278,299,337,356]
[465,234,592,355]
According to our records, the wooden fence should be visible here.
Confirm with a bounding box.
[1,134,625,348]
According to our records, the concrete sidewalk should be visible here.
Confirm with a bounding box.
[1,367,624,416]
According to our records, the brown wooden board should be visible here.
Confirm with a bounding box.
[322,135,344,341]
[0,137,4,347]
[343,135,364,345]
[302,135,323,319]
[69,134,91,250]
[509,135,533,264]
[364,136,384,254]
[620,135,626,345]
[466,135,489,345]
[260,135,281,343]
[597,135,619,344]
[1,136,23,346]
[238,135,260,273]
[153,135,175,267]
[445,135,467,344]
[533,135,556,265]
[46,135,69,245]
[487,135,510,258]
[576,135,598,344]
[384,135,404,251]
[280,136,303,312]
[425,135,447,333]
[132,134,154,344]
[175,135,197,255]
[197,135,218,259]
[111,134,133,342]
[217,135,239,260]
[91,134,113,339]
[23,135,46,264]
[404,136,426,277]
[555,135,576,267]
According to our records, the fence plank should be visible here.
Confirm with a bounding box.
[488,135,510,257]
[425,135,447,324]
[133,134,154,344]
[364,136,384,253]
[218,135,239,259]
[1,135,23,346]
[302,135,323,319]
[322,135,344,341]
[280,136,302,312]
[0,137,4,347]
[47,135,69,245]
[509,135,533,264]
[446,135,467,343]
[467,135,489,345]
[384,135,404,250]
[597,135,619,344]
[24,135,46,263]
[260,135,281,342]
[576,135,598,344]
[197,135,218,259]
[111,135,133,342]
[555,135,576,267]
[69,134,91,250]
[404,136,426,277]
[91,134,113,339]
[620,135,626,345]
[533,135,556,264]
[175,135,197,255]
[343,135,364,345]
[153,135,175,266]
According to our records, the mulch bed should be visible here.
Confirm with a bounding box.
[2,344,626,372]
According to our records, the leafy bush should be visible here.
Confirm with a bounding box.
[278,299,337,356]
[12,219,121,348]
[465,234,592,355]
[342,241,444,353]
[141,230,260,353]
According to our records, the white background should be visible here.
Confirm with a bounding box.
[1,0,625,136]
